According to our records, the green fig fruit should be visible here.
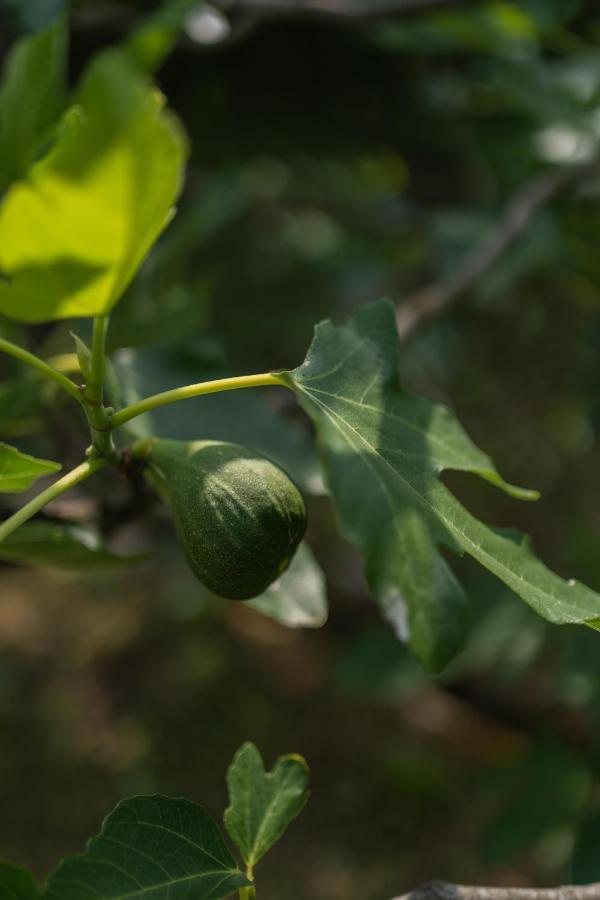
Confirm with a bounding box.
[146,439,307,600]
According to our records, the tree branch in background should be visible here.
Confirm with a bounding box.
[73,0,481,51]
[215,0,479,21]
[396,159,600,339]
[392,880,600,900]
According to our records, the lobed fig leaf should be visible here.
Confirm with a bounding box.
[146,439,307,600]
[279,298,600,670]
[224,742,310,869]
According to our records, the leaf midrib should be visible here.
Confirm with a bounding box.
[302,384,486,471]
[247,773,290,865]
[46,812,244,900]
[47,867,240,900]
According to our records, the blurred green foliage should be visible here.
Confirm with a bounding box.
[1,1,600,898]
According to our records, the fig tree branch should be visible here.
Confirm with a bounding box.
[213,0,479,22]
[396,158,600,339]
[391,880,600,900]
[72,0,479,35]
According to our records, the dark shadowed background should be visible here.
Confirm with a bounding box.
[1,1,600,897]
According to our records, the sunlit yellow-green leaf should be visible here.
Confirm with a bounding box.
[0,49,187,323]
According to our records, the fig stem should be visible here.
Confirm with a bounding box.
[82,315,116,458]
[0,338,84,404]
[111,372,288,429]
[239,851,256,896]
[86,314,109,408]
[0,458,106,543]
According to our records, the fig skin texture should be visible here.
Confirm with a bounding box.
[148,439,307,600]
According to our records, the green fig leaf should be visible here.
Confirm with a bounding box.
[0,19,66,190]
[0,522,145,569]
[279,298,600,671]
[0,862,39,900]
[224,742,310,869]
[0,442,60,493]
[248,542,328,628]
[42,795,250,899]
[0,49,187,323]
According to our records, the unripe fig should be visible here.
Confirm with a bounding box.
[146,439,307,600]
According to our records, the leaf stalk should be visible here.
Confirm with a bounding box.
[111,372,287,428]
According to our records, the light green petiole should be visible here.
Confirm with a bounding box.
[111,372,287,429]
